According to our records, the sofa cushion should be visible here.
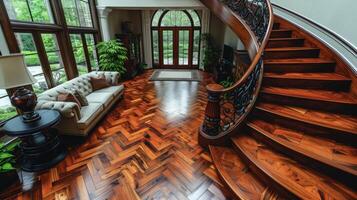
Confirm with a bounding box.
[95,85,124,98]
[90,75,111,91]
[86,92,114,107]
[72,90,89,106]
[57,92,82,109]
[78,103,104,129]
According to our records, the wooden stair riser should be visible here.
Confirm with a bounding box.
[245,124,357,180]
[272,23,280,30]
[267,38,305,48]
[252,108,357,141]
[262,77,351,91]
[264,62,336,73]
[270,30,292,38]
[259,92,357,115]
[264,48,320,59]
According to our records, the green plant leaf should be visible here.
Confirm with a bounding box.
[4,139,21,152]
[1,162,15,172]
[0,152,14,159]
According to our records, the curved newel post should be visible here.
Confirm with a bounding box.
[201,84,224,137]
[202,84,223,136]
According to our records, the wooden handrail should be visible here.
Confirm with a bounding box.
[205,0,273,93]
[199,0,274,146]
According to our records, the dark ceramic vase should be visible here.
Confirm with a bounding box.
[11,87,41,123]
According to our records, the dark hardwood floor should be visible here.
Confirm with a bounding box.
[0,71,228,200]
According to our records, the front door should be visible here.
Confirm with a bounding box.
[159,28,193,68]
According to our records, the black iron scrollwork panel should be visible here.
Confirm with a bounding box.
[219,59,262,132]
[221,0,270,43]
[201,0,270,137]
[201,59,262,136]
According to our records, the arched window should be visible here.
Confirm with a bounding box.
[151,9,201,68]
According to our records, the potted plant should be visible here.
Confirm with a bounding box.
[96,39,128,76]
[0,139,21,191]
[138,63,147,74]
[201,33,221,73]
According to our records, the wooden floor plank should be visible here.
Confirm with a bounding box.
[0,71,227,200]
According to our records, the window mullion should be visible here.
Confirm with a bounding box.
[25,0,34,22]
[33,32,55,88]
[81,33,92,72]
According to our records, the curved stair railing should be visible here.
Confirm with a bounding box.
[199,0,273,145]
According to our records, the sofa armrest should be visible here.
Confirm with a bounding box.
[106,71,120,85]
[36,101,81,120]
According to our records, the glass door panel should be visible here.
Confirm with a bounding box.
[152,30,159,65]
[162,30,173,65]
[178,30,189,66]
[193,30,200,66]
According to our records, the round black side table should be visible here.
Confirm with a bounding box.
[3,110,67,172]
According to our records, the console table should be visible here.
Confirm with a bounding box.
[3,110,67,172]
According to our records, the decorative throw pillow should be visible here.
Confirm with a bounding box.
[57,92,82,109]
[72,89,89,107]
[90,75,110,91]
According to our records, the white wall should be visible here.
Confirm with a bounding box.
[97,0,204,8]
[224,27,238,50]
[0,26,10,55]
[271,0,357,50]
[107,10,142,39]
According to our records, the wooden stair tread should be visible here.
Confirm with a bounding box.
[209,145,267,200]
[261,87,357,105]
[246,118,357,176]
[232,134,357,200]
[265,47,319,51]
[270,29,293,38]
[255,102,357,135]
[271,29,292,32]
[268,37,304,41]
[264,72,350,81]
[264,58,335,64]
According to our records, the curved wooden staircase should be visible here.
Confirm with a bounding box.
[206,16,357,200]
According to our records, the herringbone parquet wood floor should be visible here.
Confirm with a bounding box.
[0,71,229,200]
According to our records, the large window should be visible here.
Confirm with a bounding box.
[4,0,54,23]
[70,33,98,74]
[0,90,17,122]
[61,0,93,27]
[15,32,49,94]
[0,0,100,121]
[70,34,87,75]
[42,33,67,85]
[85,34,98,70]
[151,9,201,68]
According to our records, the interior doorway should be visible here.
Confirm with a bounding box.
[151,10,201,69]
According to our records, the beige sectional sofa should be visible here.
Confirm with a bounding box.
[35,71,124,136]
